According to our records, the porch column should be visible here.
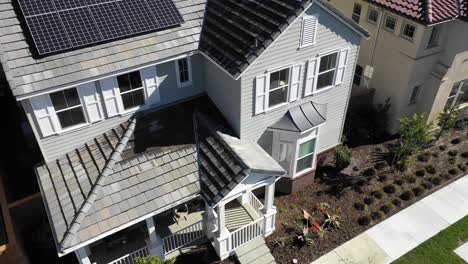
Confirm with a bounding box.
[262,182,277,237]
[75,246,91,264]
[214,202,230,260]
[145,217,164,259]
[203,201,218,239]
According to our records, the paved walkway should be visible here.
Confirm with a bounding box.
[455,242,468,262]
[313,174,468,264]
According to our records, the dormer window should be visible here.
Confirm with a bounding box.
[401,22,416,41]
[117,71,145,110]
[50,88,86,129]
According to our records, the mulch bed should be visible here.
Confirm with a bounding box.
[266,128,468,264]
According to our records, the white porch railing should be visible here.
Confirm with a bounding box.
[107,246,149,264]
[247,191,264,217]
[162,220,204,255]
[229,217,265,251]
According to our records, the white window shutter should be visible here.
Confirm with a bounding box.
[290,63,303,102]
[99,77,122,118]
[304,58,318,96]
[255,74,268,115]
[141,66,160,105]
[300,16,318,48]
[30,95,59,137]
[77,82,103,123]
[335,48,349,85]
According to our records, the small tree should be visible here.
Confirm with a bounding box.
[134,256,176,264]
[393,113,433,168]
[436,105,460,140]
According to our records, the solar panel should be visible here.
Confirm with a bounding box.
[18,0,185,55]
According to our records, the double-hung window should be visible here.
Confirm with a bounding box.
[446,80,468,108]
[352,3,362,23]
[296,137,316,174]
[50,88,86,129]
[117,71,145,110]
[367,7,379,24]
[268,68,290,108]
[384,14,397,32]
[401,22,416,41]
[427,26,441,48]
[353,65,363,86]
[317,52,339,90]
[176,57,192,87]
[408,85,421,105]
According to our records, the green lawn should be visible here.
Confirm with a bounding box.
[393,216,468,264]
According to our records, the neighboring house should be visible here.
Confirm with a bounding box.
[0,0,367,263]
[329,0,468,133]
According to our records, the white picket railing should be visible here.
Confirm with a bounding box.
[107,246,149,264]
[247,191,264,217]
[229,217,264,251]
[162,220,204,255]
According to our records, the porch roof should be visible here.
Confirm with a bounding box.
[269,101,327,133]
[35,95,284,255]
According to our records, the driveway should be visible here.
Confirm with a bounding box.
[313,174,468,264]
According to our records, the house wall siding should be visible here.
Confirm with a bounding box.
[239,3,361,154]
[202,55,242,136]
[25,54,204,162]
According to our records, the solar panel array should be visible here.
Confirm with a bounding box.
[18,0,184,55]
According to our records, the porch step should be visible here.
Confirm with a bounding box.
[225,206,253,231]
[235,238,276,264]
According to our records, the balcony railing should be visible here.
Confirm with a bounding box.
[247,191,264,218]
[229,217,265,251]
[107,246,149,264]
[162,220,204,255]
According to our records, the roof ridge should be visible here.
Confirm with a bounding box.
[60,117,137,249]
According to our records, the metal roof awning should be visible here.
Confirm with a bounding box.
[270,101,327,133]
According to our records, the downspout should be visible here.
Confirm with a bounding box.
[365,7,386,89]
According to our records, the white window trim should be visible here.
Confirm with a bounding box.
[447,81,467,108]
[367,7,379,25]
[400,21,417,41]
[264,64,293,112]
[294,130,319,176]
[175,57,193,88]
[299,15,319,49]
[426,26,441,49]
[312,49,341,95]
[383,14,397,32]
[352,3,362,23]
[50,89,90,134]
[116,71,148,114]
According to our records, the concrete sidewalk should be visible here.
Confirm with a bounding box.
[313,174,468,264]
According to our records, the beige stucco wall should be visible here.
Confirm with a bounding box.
[329,0,468,132]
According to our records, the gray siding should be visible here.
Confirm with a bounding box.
[239,3,361,153]
[28,55,204,162]
[202,55,242,135]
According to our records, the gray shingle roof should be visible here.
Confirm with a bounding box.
[270,101,327,132]
[0,0,206,97]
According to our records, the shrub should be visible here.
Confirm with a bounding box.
[461,152,468,158]
[375,161,388,170]
[363,168,377,177]
[380,203,395,214]
[378,175,387,182]
[417,152,431,162]
[371,190,384,199]
[458,164,467,172]
[392,199,402,207]
[364,197,375,205]
[135,256,176,264]
[396,156,412,172]
[353,166,359,171]
[335,145,352,170]
[394,179,404,186]
[412,186,425,196]
[424,165,437,174]
[431,177,442,185]
[356,179,366,186]
[432,152,439,158]
[354,186,364,194]
[449,150,459,157]
[354,202,365,211]
[358,216,371,226]
[439,145,447,151]
[448,168,459,175]
[415,169,426,177]
[383,184,397,194]
[436,106,460,140]
[406,176,417,184]
[371,211,384,220]
[400,190,415,201]
[442,173,452,180]
[394,114,433,165]
[451,138,461,145]
[449,158,457,164]
[421,181,433,190]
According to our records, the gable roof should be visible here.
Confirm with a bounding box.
[36,96,284,254]
[199,0,369,78]
[0,0,206,97]
[366,0,465,24]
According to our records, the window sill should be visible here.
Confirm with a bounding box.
[312,85,335,95]
[400,35,415,43]
[178,81,193,88]
[264,102,289,114]
[54,122,92,137]
[294,167,314,178]
[298,43,316,50]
